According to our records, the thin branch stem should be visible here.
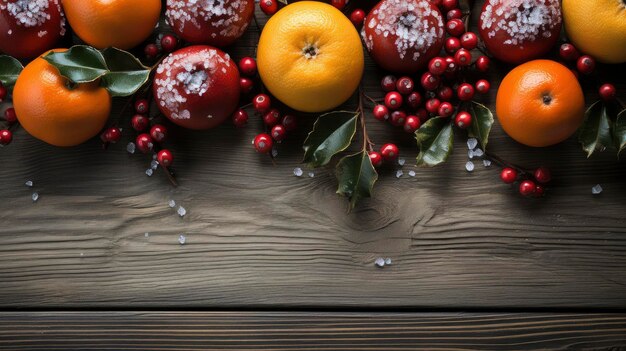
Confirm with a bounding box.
[484,151,531,175]
[358,86,375,152]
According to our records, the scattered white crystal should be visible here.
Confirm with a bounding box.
[467,138,478,150]
[145,168,154,177]
[152,153,158,160]
[177,206,186,217]
[465,161,475,172]
[592,184,603,195]
[126,142,136,154]
[408,170,416,177]
[178,234,186,245]
[24,180,33,187]
[271,148,278,158]
[473,148,484,157]
[468,149,475,159]
[396,170,403,178]
[384,258,392,265]
[483,159,492,167]
[145,232,150,238]
[374,257,385,267]
[150,160,159,170]
[398,158,406,166]
[293,167,303,177]
[31,192,39,202]
[308,172,315,178]
[168,200,176,208]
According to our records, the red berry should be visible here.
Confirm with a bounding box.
[4,107,17,124]
[263,108,281,126]
[534,167,551,184]
[101,127,121,143]
[425,98,441,114]
[444,37,461,54]
[577,55,595,75]
[599,84,616,101]
[441,0,458,11]
[500,167,517,184]
[271,124,287,141]
[373,104,389,121]
[519,180,537,196]
[457,83,475,101]
[253,94,271,113]
[416,108,429,122]
[0,129,12,145]
[385,91,403,110]
[144,43,159,59]
[438,102,454,117]
[131,114,150,131]
[454,111,472,128]
[406,92,422,109]
[368,151,383,167]
[350,9,366,27]
[444,56,457,72]
[475,79,490,94]
[534,185,546,197]
[381,75,397,92]
[460,32,478,50]
[232,109,249,128]
[404,115,421,133]
[157,149,174,167]
[475,55,490,72]
[421,72,440,91]
[239,77,254,94]
[238,57,257,76]
[160,34,178,53]
[428,57,448,76]
[260,0,278,15]
[454,48,472,66]
[136,133,154,153]
[390,110,407,127]
[446,8,462,20]
[437,86,454,101]
[281,114,297,131]
[330,0,347,10]
[253,133,273,153]
[134,99,149,114]
[150,124,168,143]
[396,76,415,95]
[559,43,580,61]
[446,19,465,37]
[380,143,399,161]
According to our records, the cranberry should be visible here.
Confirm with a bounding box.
[131,114,150,131]
[271,124,287,141]
[253,94,271,113]
[438,102,454,117]
[454,111,472,128]
[396,76,415,95]
[4,107,17,124]
[475,55,490,72]
[421,72,440,91]
[441,0,459,12]
[446,19,465,37]
[534,185,546,197]
[390,110,407,127]
[150,124,168,143]
[350,9,366,27]
[373,104,390,121]
[0,129,12,145]
[438,86,454,101]
[519,180,537,196]
[406,92,422,109]
[260,0,278,15]
[381,75,398,92]
[599,84,616,101]
[500,167,518,184]
[428,57,448,76]
[460,32,478,50]
[404,115,421,133]
[281,114,297,131]
[454,48,472,66]
[160,34,178,53]
[157,149,174,167]
[444,56,457,72]
[232,109,249,128]
[425,98,441,114]
[446,8,462,20]
[534,167,551,184]
[136,133,154,153]
[457,83,475,101]
[253,133,273,153]
[416,108,429,122]
[444,37,461,54]
[385,91,403,110]
[238,57,257,76]
[380,143,399,161]
[369,151,383,167]
[577,55,595,75]
[330,0,347,10]
[475,79,490,94]
[101,127,122,143]
[144,44,159,59]
[559,43,580,61]
[239,77,254,94]
[134,99,150,114]
[263,108,281,126]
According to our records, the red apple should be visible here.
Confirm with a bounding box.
[0,0,66,59]
[479,0,562,64]
[362,0,445,74]
[153,45,241,130]
[165,0,254,47]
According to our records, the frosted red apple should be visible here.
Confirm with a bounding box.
[0,0,66,59]
[479,0,562,64]
[153,45,240,130]
[165,0,254,47]
[362,0,445,74]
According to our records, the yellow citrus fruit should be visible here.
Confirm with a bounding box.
[496,60,585,147]
[13,50,111,147]
[61,0,161,50]
[257,1,364,113]
[562,0,626,63]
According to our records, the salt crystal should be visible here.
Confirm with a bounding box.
[396,170,403,178]
[31,192,39,202]
[592,184,603,195]
[178,234,186,245]
[408,170,416,177]
[468,150,475,159]
[384,258,392,265]
[398,158,406,166]
[126,142,136,154]
[151,160,159,170]
[474,148,484,157]
[293,167,303,177]
[483,159,492,167]
[374,257,385,267]
[308,172,315,178]
[145,169,153,177]
[168,200,176,208]
[25,180,33,187]
[465,161,475,172]
[467,138,478,150]
[145,232,150,238]
[177,206,186,217]
[271,148,278,158]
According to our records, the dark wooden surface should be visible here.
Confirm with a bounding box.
[1,0,626,349]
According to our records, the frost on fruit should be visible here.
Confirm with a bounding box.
[166,0,251,41]
[0,0,66,36]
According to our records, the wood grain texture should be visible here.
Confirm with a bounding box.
[0,1,625,309]
[2,312,626,350]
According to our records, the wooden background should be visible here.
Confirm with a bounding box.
[1,1,626,349]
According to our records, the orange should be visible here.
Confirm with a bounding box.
[257,1,364,113]
[562,0,626,63]
[61,0,161,50]
[496,59,585,147]
[13,50,111,147]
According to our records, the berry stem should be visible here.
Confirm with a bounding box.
[161,165,179,187]
[363,93,383,105]
[484,151,531,175]
[358,86,375,152]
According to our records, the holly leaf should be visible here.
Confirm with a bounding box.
[578,101,614,158]
[336,151,378,211]
[614,109,626,158]
[100,47,151,97]
[303,111,358,167]
[415,117,454,167]
[468,101,494,151]
[43,45,108,83]
[0,55,23,87]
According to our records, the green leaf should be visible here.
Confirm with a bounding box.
[100,47,151,97]
[336,151,378,211]
[614,109,626,157]
[468,101,494,151]
[415,117,454,167]
[303,111,358,167]
[0,55,23,87]
[578,101,614,158]
[43,45,108,83]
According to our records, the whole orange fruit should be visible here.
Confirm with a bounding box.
[496,59,585,147]
[61,0,161,50]
[257,1,364,113]
[562,0,626,63]
[13,50,111,147]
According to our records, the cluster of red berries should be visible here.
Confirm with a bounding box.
[368,143,400,168]
[144,33,179,61]
[260,0,365,28]
[500,166,551,197]
[0,82,15,146]
[558,42,617,101]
